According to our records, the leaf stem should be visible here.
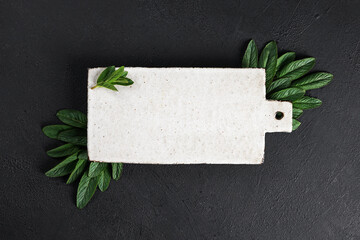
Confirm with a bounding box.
[90,85,98,90]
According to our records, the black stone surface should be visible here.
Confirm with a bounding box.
[1,0,359,239]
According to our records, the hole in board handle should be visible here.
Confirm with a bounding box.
[275,111,284,120]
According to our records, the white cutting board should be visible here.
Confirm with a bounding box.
[87,67,292,164]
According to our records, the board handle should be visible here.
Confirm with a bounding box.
[264,100,293,133]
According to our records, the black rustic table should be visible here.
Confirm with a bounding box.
[1,0,359,239]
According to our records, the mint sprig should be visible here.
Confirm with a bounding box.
[242,39,333,130]
[43,66,132,209]
[43,109,124,209]
[91,66,134,91]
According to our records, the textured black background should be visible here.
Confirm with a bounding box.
[1,0,360,239]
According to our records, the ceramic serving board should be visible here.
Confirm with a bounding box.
[87,67,292,164]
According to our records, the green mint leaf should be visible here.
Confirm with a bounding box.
[92,66,134,91]
[97,66,115,84]
[56,109,87,129]
[107,66,125,82]
[76,170,99,209]
[291,72,333,90]
[98,167,111,192]
[46,143,80,158]
[121,71,128,78]
[78,150,88,161]
[268,87,305,101]
[111,77,134,86]
[276,52,296,75]
[266,78,292,95]
[292,108,303,119]
[88,162,107,178]
[97,82,118,91]
[58,128,87,146]
[292,96,322,109]
[67,158,88,184]
[45,153,78,177]
[42,125,73,139]
[278,58,315,82]
[112,163,123,180]
[242,39,258,68]
[108,70,128,80]
[293,119,301,131]
[259,41,278,88]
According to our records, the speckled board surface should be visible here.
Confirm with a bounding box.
[88,68,292,164]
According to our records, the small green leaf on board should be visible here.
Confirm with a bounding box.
[92,66,134,91]
[97,82,118,91]
[111,78,134,86]
[97,66,115,84]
